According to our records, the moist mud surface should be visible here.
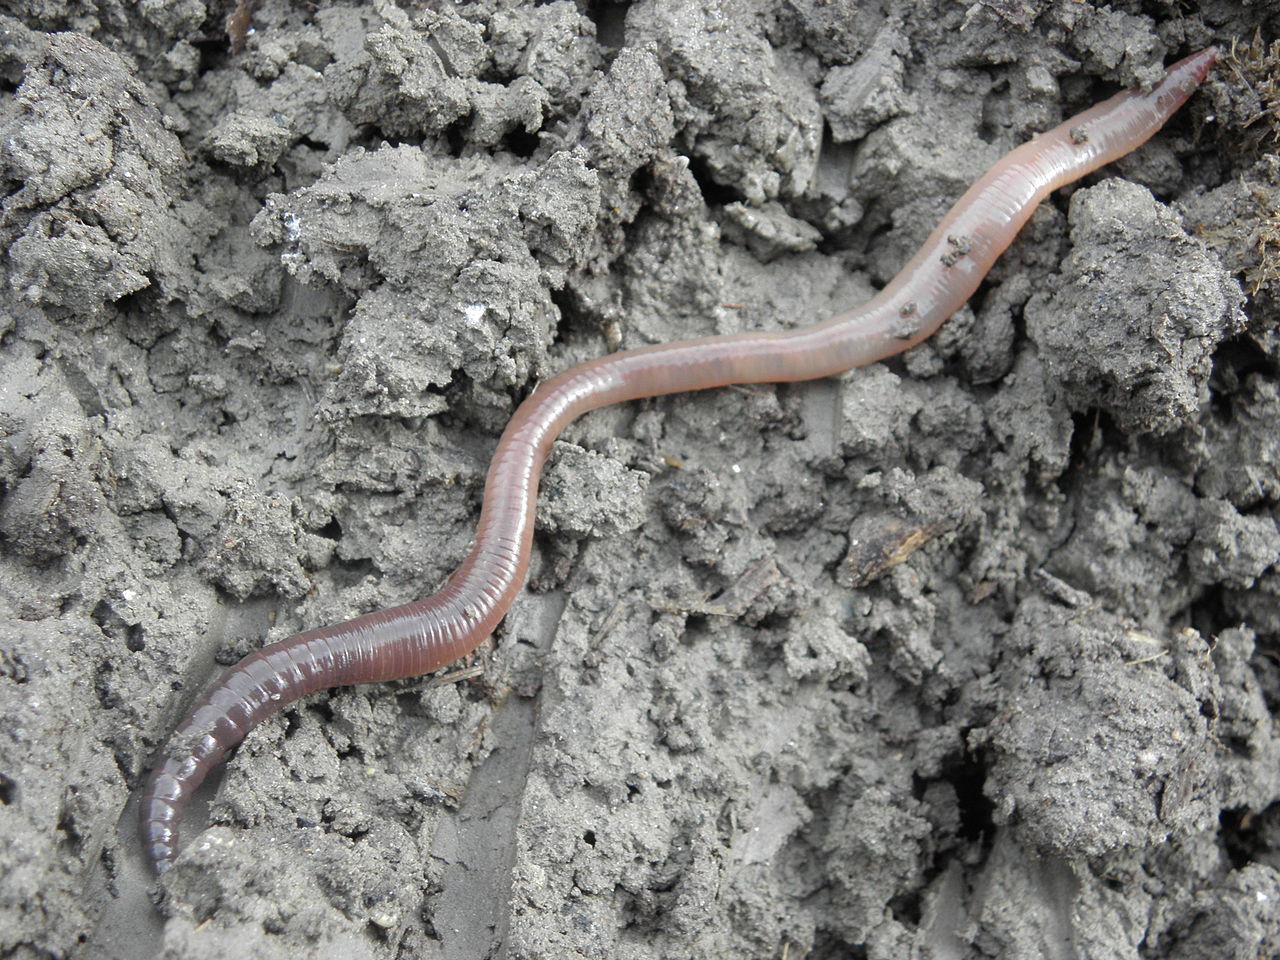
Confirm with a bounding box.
[1,1,1279,958]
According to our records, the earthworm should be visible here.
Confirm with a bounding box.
[140,46,1218,875]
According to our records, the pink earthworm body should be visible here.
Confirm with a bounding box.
[140,47,1218,874]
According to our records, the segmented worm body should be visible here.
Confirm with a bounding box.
[140,48,1217,874]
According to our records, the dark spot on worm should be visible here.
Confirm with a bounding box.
[940,235,972,268]
[1070,126,1089,144]
[890,305,921,340]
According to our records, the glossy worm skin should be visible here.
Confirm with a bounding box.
[140,47,1217,874]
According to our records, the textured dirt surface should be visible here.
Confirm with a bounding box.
[1,1,1279,958]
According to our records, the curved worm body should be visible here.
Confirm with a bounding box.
[140,48,1217,874]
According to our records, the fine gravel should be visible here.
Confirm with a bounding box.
[1,1,1279,958]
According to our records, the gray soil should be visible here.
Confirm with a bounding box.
[1,1,1279,958]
